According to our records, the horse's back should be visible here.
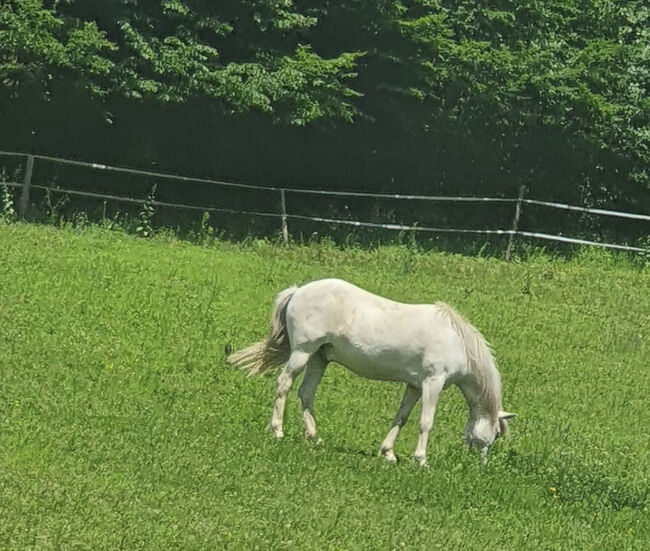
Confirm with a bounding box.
[285,279,467,384]
[287,278,412,334]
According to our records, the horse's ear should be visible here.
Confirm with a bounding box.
[498,411,516,438]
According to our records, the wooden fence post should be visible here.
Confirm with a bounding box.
[19,154,35,219]
[505,185,526,262]
[280,188,289,243]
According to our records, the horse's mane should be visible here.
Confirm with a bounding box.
[434,302,502,423]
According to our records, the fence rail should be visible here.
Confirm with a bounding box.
[1,150,648,255]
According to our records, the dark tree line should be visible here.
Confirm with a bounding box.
[1,1,649,239]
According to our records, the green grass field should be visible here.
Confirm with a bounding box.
[1,223,648,550]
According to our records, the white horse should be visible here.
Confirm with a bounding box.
[229,278,515,465]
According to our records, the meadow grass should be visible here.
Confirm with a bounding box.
[0,223,648,550]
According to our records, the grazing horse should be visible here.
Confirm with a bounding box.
[228,279,515,465]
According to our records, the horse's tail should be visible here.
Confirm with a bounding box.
[228,286,297,377]
[435,302,502,423]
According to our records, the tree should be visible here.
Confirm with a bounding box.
[1,0,648,214]
[0,0,114,100]
[1,0,363,124]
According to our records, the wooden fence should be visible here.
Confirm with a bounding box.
[1,150,648,258]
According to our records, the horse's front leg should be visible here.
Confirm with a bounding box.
[298,355,327,439]
[379,384,420,464]
[413,376,445,467]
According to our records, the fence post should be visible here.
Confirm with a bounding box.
[280,188,289,243]
[505,185,526,262]
[19,154,35,219]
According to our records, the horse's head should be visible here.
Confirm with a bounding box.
[465,410,516,464]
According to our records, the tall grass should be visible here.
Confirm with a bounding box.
[0,223,648,549]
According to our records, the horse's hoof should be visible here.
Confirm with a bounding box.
[270,425,284,439]
[380,448,397,464]
[413,455,428,468]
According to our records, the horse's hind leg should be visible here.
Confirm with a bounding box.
[380,384,420,464]
[298,354,327,439]
[270,350,310,439]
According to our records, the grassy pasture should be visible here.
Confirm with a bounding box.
[0,223,648,550]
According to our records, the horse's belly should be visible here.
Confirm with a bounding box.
[324,343,422,384]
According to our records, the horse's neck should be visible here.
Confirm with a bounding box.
[457,376,488,420]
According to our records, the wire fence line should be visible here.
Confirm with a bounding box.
[521,198,650,222]
[0,150,648,255]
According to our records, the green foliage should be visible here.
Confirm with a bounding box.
[334,0,650,188]
[0,0,114,97]
[136,184,157,238]
[0,224,649,548]
[44,188,69,225]
[0,180,16,222]
[1,0,361,123]
[1,0,649,205]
